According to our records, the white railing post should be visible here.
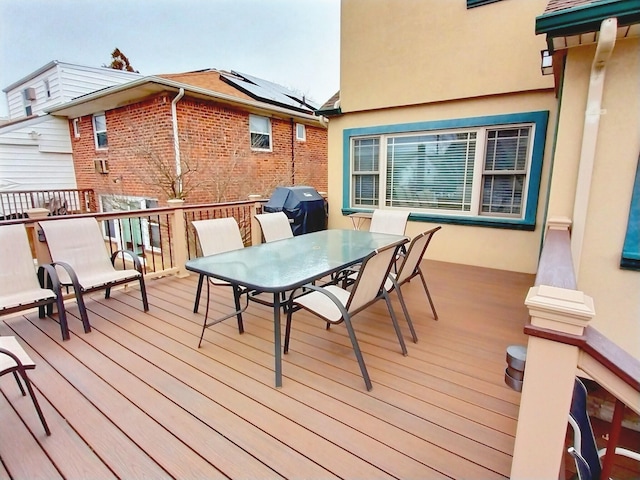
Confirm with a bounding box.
[510,285,595,479]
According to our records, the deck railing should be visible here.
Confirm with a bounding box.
[510,217,640,478]
[0,188,96,218]
[4,198,265,280]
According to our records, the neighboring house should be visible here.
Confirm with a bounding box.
[0,61,142,212]
[319,0,639,358]
[45,69,328,220]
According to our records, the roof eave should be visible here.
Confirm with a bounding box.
[46,76,323,125]
[536,0,640,39]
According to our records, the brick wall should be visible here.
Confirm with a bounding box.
[70,92,328,206]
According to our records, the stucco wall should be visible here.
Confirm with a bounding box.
[326,91,558,273]
[550,37,640,357]
[340,0,552,113]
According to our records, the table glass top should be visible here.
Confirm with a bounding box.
[185,229,406,292]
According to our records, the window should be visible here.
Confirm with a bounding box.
[621,154,640,270]
[100,196,161,257]
[344,112,548,229]
[44,79,51,98]
[296,123,306,141]
[249,114,272,151]
[467,0,503,8]
[93,113,108,149]
[25,105,32,116]
[72,118,81,138]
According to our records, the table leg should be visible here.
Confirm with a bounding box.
[273,292,282,387]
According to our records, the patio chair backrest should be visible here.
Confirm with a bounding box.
[192,218,244,256]
[369,210,409,236]
[347,240,405,313]
[40,217,115,283]
[395,226,442,285]
[0,224,43,296]
[255,211,293,243]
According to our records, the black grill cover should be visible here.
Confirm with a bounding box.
[263,186,327,236]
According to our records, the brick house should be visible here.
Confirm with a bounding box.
[47,69,328,213]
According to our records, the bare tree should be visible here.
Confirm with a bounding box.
[104,48,139,73]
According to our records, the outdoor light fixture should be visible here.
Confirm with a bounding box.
[540,49,553,76]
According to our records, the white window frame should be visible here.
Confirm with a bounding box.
[99,195,161,261]
[296,123,306,141]
[93,113,108,150]
[44,78,51,98]
[249,114,272,151]
[344,112,548,229]
[72,118,81,138]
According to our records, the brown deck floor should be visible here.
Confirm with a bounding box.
[1,260,540,479]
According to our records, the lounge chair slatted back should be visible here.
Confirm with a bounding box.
[254,212,293,243]
[193,217,244,256]
[0,224,69,340]
[369,210,410,236]
[40,217,149,335]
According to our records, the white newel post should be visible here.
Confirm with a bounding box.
[510,285,595,479]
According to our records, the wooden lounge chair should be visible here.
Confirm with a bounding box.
[39,217,149,334]
[284,239,408,391]
[254,211,294,242]
[0,336,50,435]
[191,218,250,347]
[0,224,69,340]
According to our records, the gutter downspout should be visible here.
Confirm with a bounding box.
[171,88,185,196]
[571,17,617,278]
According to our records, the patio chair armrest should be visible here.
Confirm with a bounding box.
[51,260,83,290]
[37,263,63,293]
[0,347,24,371]
[289,283,349,322]
[110,249,144,273]
[598,446,640,462]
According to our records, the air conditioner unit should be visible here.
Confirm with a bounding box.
[94,159,109,174]
[23,87,36,101]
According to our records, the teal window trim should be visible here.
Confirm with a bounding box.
[467,0,503,8]
[342,111,549,231]
[621,155,640,270]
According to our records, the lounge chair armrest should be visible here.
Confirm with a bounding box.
[51,261,83,290]
[37,263,64,293]
[598,446,640,462]
[0,347,24,369]
[289,283,349,321]
[110,249,144,273]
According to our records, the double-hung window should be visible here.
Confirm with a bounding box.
[250,114,272,151]
[93,113,108,149]
[345,112,548,229]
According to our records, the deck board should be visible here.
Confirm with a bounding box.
[1,259,536,479]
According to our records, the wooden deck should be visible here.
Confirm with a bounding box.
[1,260,535,479]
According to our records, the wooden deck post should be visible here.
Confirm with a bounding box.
[510,285,595,479]
[169,200,189,278]
[249,195,262,246]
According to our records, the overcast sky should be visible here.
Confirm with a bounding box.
[0,0,340,117]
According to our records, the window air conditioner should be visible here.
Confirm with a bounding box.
[94,159,109,174]
[23,87,36,101]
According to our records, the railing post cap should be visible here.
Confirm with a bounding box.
[547,216,572,230]
[525,285,595,334]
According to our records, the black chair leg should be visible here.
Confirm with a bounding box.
[342,316,372,391]
[19,368,51,436]
[193,274,205,313]
[139,276,149,311]
[233,285,244,334]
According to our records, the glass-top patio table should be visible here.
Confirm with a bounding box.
[185,228,407,388]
